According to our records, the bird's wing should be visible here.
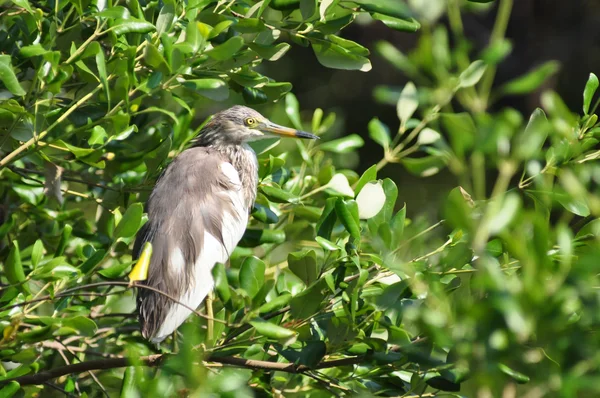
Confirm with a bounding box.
[134,147,249,342]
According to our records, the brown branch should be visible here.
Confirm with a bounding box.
[0,353,365,386]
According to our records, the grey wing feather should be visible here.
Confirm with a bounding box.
[135,147,241,341]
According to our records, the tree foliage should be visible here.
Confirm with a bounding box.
[1,0,600,397]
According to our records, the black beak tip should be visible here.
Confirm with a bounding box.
[297,131,320,140]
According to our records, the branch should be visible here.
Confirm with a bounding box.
[0,353,365,386]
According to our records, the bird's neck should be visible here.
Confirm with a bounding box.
[219,144,258,209]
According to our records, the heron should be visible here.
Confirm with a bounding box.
[132,105,319,343]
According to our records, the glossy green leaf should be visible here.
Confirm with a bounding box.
[30,239,44,268]
[335,198,360,240]
[458,60,487,88]
[0,381,20,397]
[371,14,420,32]
[6,241,27,288]
[397,82,418,126]
[206,36,245,61]
[54,224,72,257]
[260,185,299,203]
[583,73,599,115]
[352,0,411,19]
[514,108,549,159]
[498,363,530,384]
[240,228,286,247]
[311,39,372,72]
[111,19,156,35]
[440,112,476,158]
[113,203,143,240]
[250,319,296,339]
[258,292,292,314]
[120,366,139,398]
[368,118,391,149]
[498,61,560,96]
[184,78,229,101]
[239,256,266,298]
[319,134,364,153]
[355,164,377,194]
[288,250,319,286]
[0,55,26,96]
[249,42,291,61]
[20,44,48,57]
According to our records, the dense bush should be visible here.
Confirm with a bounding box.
[2,0,600,397]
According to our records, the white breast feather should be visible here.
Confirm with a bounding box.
[152,162,248,342]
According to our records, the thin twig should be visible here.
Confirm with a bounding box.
[0,352,365,386]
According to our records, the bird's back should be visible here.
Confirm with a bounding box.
[134,145,257,342]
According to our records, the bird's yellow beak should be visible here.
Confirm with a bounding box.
[260,121,319,140]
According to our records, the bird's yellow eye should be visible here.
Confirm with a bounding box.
[245,117,258,126]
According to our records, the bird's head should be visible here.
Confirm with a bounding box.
[195,105,319,147]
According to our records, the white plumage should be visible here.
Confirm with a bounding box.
[149,162,249,343]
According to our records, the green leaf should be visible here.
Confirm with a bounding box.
[514,108,549,160]
[156,0,175,35]
[335,198,360,240]
[488,192,521,235]
[120,367,139,398]
[252,204,279,224]
[98,261,132,278]
[0,55,26,96]
[6,241,27,288]
[369,178,398,226]
[212,262,231,303]
[79,250,107,274]
[259,292,292,314]
[183,78,229,101]
[62,316,98,336]
[20,44,48,57]
[498,61,560,96]
[285,92,302,130]
[95,6,131,19]
[290,280,325,319]
[271,0,300,11]
[300,0,318,19]
[248,42,291,61]
[352,0,411,19]
[113,204,143,240]
[440,112,476,158]
[112,19,156,35]
[402,154,447,177]
[315,236,341,251]
[583,73,599,115]
[96,49,110,107]
[319,134,364,153]
[250,319,296,340]
[311,39,371,72]
[206,36,245,61]
[0,381,20,397]
[368,118,391,150]
[31,240,44,268]
[458,60,487,88]
[317,197,338,239]
[260,185,299,203]
[327,35,369,56]
[397,82,417,126]
[319,0,337,20]
[208,20,233,39]
[240,228,286,247]
[239,256,266,298]
[371,14,420,32]
[355,164,377,194]
[498,363,530,384]
[288,250,319,286]
[11,0,33,12]
[55,224,72,258]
